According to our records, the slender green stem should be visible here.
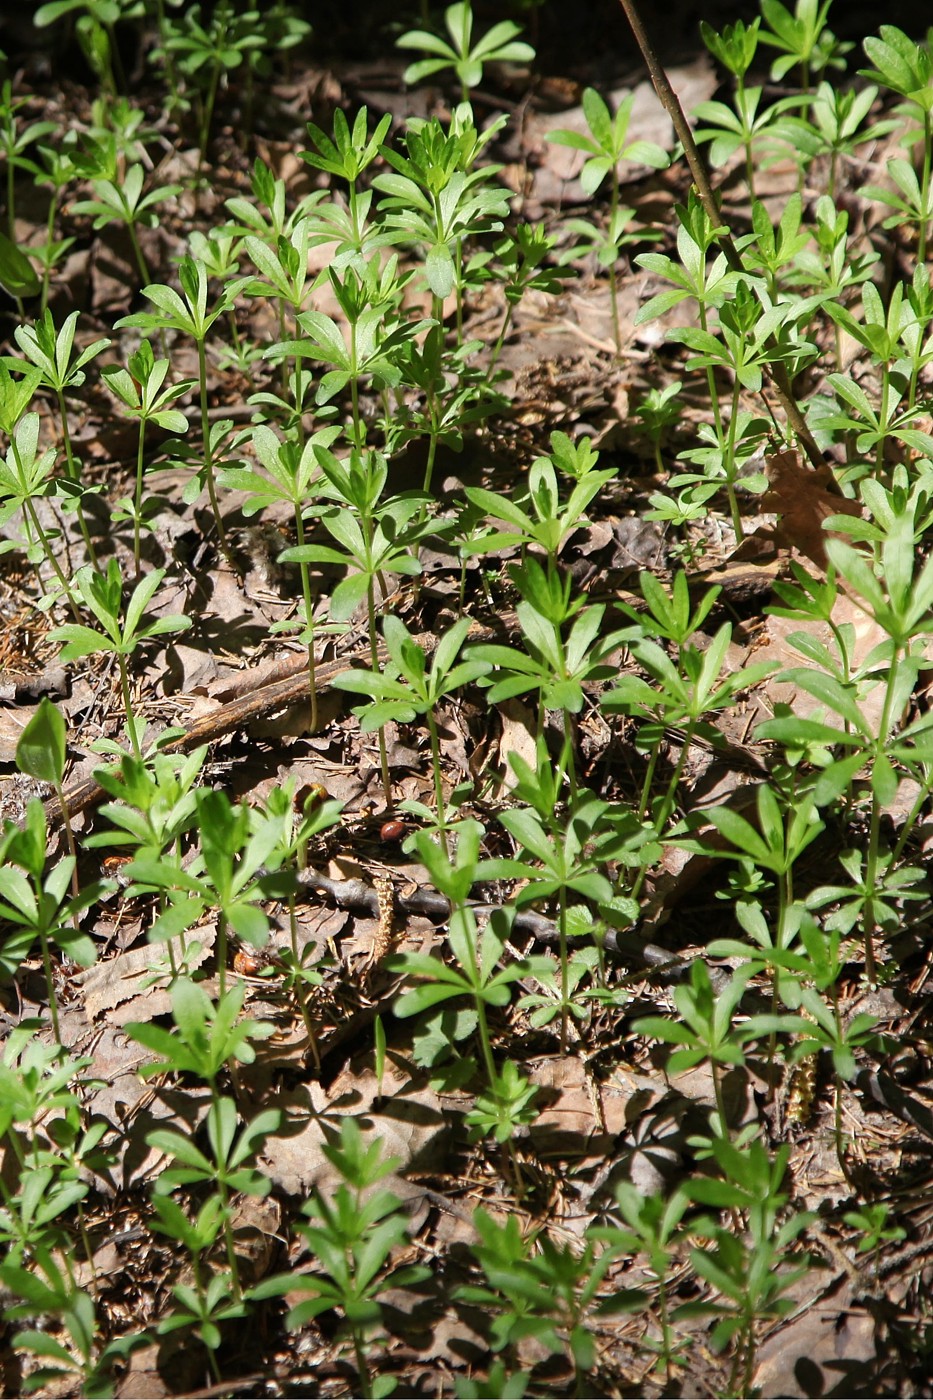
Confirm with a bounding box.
[40,191,59,315]
[609,170,622,353]
[876,367,889,479]
[724,380,744,542]
[54,388,97,566]
[711,1057,729,1138]
[862,650,902,985]
[699,305,724,448]
[288,897,321,1069]
[631,720,696,901]
[216,910,228,998]
[426,710,449,856]
[351,1328,373,1400]
[117,653,143,761]
[294,513,319,733]
[40,932,62,1044]
[53,777,81,911]
[6,145,14,241]
[737,82,756,202]
[22,496,81,619]
[196,339,231,562]
[209,1100,242,1304]
[133,419,146,575]
[126,220,151,288]
[197,64,221,184]
[919,109,931,268]
[558,883,569,1054]
[366,575,392,807]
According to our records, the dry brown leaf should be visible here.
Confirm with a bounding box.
[756,595,889,732]
[753,1282,875,1398]
[496,697,538,793]
[761,448,863,567]
[76,927,216,1022]
[261,1065,448,1199]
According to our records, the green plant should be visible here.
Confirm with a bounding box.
[49,559,192,760]
[595,1183,692,1383]
[101,338,194,571]
[158,0,264,172]
[116,255,240,560]
[634,379,684,473]
[388,823,533,1158]
[757,0,850,90]
[70,163,182,286]
[84,745,206,867]
[0,408,83,614]
[155,1270,244,1384]
[771,81,889,198]
[279,444,429,802]
[148,1093,280,1302]
[299,107,392,270]
[252,1117,429,1399]
[757,479,933,981]
[483,781,643,1051]
[696,19,802,199]
[0,800,111,1041]
[34,0,144,96]
[332,614,487,852]
[634,960,753,1138]
[2,1245,145,1396]
[16,696,81,892]
[270,254,427,447]
[546,87,668,349]
[0,78,55,243]
[397,1,534,104]
[8,3,933,1390]
[456,1209,615,1388]
[682,1139,817,1395]
[859,26,933,262]
[125,787,290,993]
[670,281,817,538]
[373,110,511,341]
[467,556,628,792]
[604,571,775,862]
[219,424,340,731]
[14,309,111,562]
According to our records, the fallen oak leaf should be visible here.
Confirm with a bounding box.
[761,447,862,568]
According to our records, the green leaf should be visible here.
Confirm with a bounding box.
[15,696,65,786]
[0,231,39,299]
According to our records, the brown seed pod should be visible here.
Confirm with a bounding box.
[379,819,406,844]
[234,949,264,976]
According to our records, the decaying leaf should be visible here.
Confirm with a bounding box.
[75,927,216,1022]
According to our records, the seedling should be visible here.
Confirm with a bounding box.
[49,560,192,760]
[252,1117,429,1400]
[14,309,111,561]
[547,86,669,349]
[332,614,487,853]
[397,2,534,104]
[102,339,194,571]
[0,801,112,1042]
[116,255,239,560]
[70,163,183,287]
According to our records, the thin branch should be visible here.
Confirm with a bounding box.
[616,0,824,469]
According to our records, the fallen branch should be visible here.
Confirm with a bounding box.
[296,865,696,981]
[48,642,383,822]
